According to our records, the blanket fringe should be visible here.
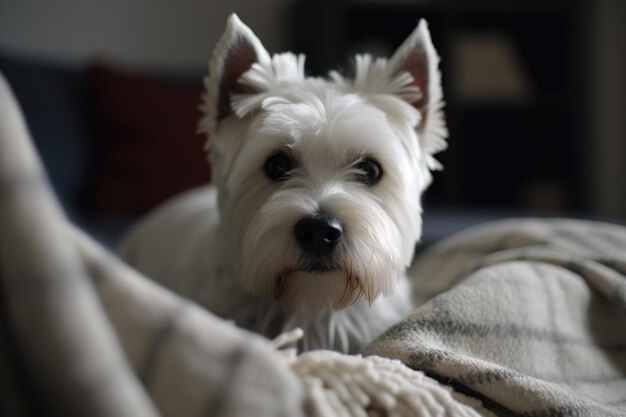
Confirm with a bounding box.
[272,329,490,417]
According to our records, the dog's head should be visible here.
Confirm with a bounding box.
[201,14,447,312]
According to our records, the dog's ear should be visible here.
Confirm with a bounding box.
[389,20,448,167]
[201,14,270,133]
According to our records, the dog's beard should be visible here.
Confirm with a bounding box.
[271,263,362,311]
[235,185,408,312]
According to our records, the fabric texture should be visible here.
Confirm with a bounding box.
[365,218,626,416]
[0,74,302,417]
[88,63,211,214]
[1,72,626,417]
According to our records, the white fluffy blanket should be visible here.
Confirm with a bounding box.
[1,74,625,417]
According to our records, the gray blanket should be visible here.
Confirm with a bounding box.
[366,218,626,416]
[1,73,625,417]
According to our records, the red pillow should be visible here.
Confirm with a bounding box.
[88,63,211,214]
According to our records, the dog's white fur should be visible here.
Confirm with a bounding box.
[119,14,447,353]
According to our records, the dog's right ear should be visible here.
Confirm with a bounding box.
[201,14,271,134]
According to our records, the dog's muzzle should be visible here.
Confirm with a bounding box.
[294,215,343,268]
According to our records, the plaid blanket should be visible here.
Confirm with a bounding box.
[1,73,625,417]
[0,74,303,417]
[365,218,626,416]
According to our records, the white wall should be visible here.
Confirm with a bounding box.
[0,0,294,71]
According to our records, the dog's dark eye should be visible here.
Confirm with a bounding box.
[355,158,383,185]
[264,152,294,181]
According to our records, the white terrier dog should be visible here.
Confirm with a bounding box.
[119,14,447,353]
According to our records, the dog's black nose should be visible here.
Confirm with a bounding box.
[294,215,343,256]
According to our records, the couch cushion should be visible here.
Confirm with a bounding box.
[88,63,210,214]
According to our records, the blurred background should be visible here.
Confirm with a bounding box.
[0,0,624,248]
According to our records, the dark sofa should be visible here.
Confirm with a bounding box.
[0,52,211,248]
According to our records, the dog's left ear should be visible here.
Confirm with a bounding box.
[389,20,448,167]
[201,14,271,134]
